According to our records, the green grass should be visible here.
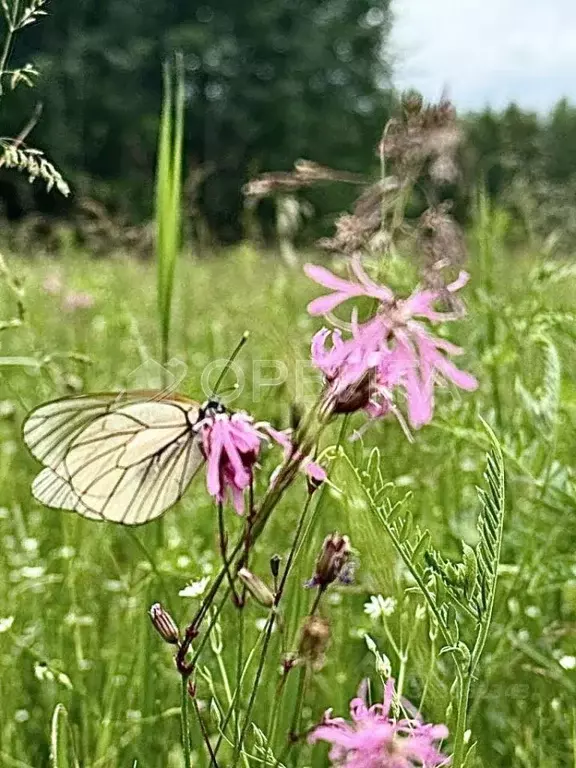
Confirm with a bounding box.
[0,244,574,767]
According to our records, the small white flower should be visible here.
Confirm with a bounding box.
[364,594,397,620]
[57,672,73,690]
[34,662,54,682]
[0,616,14,633]
[364,633,392,678]
[254,617,276,633]
[20,565,45,579]
[179,577,210,599]
[103,579,124,593]
[64,612,95,628]
[559,655,576,671]
[55,546,76,559]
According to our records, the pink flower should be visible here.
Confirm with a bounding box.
[309,679,449,768]
[198,405,327,512]
[305,259,477,427]
[265,426,327,484]
[198,410,266,514]
[42,273,63,295]
[62,291,95,312]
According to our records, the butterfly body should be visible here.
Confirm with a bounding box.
[23,390,217,525]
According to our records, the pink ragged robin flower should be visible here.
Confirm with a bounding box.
[62,291,96,312]
[198,406,266,515]
[309,678,449,768]
[198,404,326,513]
[265,426,327,485]
[305,259,477,428]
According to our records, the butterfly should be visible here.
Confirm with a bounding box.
[23,390,225,526]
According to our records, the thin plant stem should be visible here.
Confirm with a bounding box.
[181,677,192,768]
[417,632,437,714]
[191,692,220,768]
[232,613,277,768]
[275,665,309,768]
[231,492,315,768]
[213,627,267,759]
[217,502,240,605]
[451,670,472,768]
[213,331,249,394]
[289,665,308,740]
[190,587,232,669]
[276,494,313,601]
[234,605,245,740]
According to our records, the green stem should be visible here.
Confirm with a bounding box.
[235,605,245,740]
[451,670,472,768]
[181,677,192,768]
[218,502,240,605]
[191,693,219,768]
[232,613,277,768]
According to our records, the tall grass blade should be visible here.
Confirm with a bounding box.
[155,53,185,377]
[50,704,79,768]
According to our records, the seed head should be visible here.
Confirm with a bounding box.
[308,533,352,589]
[270,554,281,579]
[238,568,275,608]
[298,615,331,670]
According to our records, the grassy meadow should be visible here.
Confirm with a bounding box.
[0,224,575,767]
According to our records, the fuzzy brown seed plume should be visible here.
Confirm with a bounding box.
[308,532,352,588]
[298,615,331,670]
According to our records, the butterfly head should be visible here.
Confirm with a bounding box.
[199,398,227,421]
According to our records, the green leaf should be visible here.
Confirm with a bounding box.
[462,542,478,600]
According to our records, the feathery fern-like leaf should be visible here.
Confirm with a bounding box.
[475,421,506,617]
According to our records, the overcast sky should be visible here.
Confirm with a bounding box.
[390,0,576,112]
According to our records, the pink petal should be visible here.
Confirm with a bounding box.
[434,355,478,390]
[447,270,469,292]
[204,426,224,498]
[305,460,327,482]
[350,256,394,302]
[230,483,245,515]
[265,425,292,451]
[304,263,358,293]
[308,292,359,316]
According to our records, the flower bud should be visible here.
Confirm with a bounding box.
[149,603,179,645]
[237,568,275,608]
[270,555,281,579]
[298,615,330,670]
[306,462,326,495]
[307,533,351,589]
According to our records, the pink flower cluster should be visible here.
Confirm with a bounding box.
[197,408,326,514]
[310,679,449,768]
[305,259,477,428]
[42,273,96,313]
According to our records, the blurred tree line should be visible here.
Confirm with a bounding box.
[463,101,576,249]
[2,0,576,249]
[1,0,392,243]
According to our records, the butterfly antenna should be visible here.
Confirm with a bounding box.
[213,331,250,396]
[217,382,239,397]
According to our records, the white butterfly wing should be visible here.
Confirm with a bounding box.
[23,392,205,525]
